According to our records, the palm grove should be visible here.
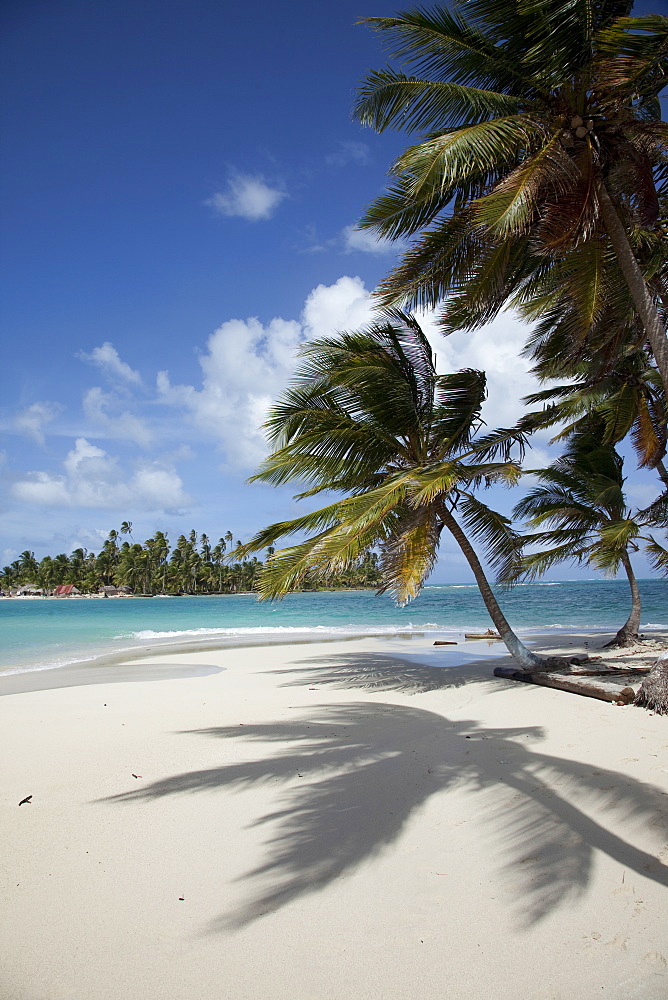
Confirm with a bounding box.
[238,2,668,710]
[1,526,382,596]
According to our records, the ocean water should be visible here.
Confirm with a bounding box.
[0,579,665,678]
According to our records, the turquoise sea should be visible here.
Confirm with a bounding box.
[1,579,666,678]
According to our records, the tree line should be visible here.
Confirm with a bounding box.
[0,523,382,596]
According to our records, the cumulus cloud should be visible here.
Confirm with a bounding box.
[157,317,304,466]
[342,225,400,256]
[10,278,545,521]
[78,342,142,386]
[417,309,541,431]
[13,401,62,445]
[12,438,190,512]
[82,387,153,447]
[302,275,376,338]
[156,276,380,467]
[153,277,545,472]
[206,173,286,222]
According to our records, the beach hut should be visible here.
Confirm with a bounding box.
[53,584,80,597]
[99,585,133,597]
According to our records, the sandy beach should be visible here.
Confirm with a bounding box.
[2,631,667,1000]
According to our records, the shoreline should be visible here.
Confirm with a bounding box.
[2,623,667,695]
[0,586,382,600]
[1,631,666,999]
[3,582,666,680]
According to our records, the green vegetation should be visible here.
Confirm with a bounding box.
[507,421,654,646]
[0,529,382,596]
[242,2,668,709]
[241,313,560,670]
[354,1,668,389]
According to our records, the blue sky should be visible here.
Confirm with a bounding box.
[1,0,664,582]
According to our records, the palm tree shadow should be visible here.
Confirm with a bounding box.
[100,702,668,933]
[267,648,503,694]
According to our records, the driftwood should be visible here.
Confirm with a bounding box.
[433,640,458,646]
[493,665,648,705]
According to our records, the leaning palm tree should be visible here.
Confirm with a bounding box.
[508,427,645,646]
[242,312,563,671]
[354,3,668,388]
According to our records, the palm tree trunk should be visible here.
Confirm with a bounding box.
[439,506,550,670]
[606,551,641,647]
[598,181,668,391]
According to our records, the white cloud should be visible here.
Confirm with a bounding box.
[206,173,286,222]
[157,276,381,467]
[12,438,190,512]
[342,225,400,256]
[78,342,142,386]
[302,275,377,338]
[418,309,541,431]
[9,281,544,521]
[158,317,304,466]
[13,401,62,445]
[82,387,153,447]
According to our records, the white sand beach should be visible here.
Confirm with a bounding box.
[2,632,667,1000]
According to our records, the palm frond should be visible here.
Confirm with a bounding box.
[393,115,549,202]
[431,368,487,454]
[456,493,521,575]
[377,506,443,604]
[257,520,389,601]
[597,517,641,551]
[357,176,453,241]
[357,8,549,95]
[645,535,668,575]
[474,136,579,237]
[236,502,348,556]
[509,539,594,581]
[631,393,666,468]
[354,70,523,132]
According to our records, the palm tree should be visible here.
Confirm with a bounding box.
[521,346,668,487]
[153,530,170,593]
[242,312,561,671]
[52,553,71,584]
[70,547,87,587]
[212,539,228,592]
[116,543,145,593]
[508,426,645,646]
[19,550,39,580]
[170,535,190,592]
[120,521,134,542]
[354,4,668,387]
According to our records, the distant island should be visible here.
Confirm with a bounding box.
[1,524,382,597]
